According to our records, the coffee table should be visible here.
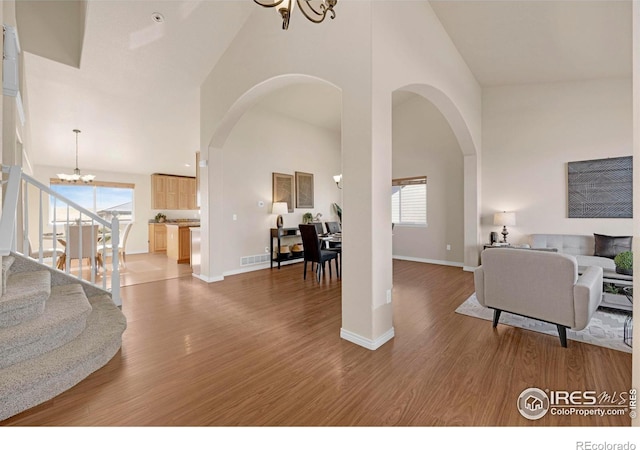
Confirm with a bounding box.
[579,266,633,312]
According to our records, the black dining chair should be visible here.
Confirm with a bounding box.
[325,221,341,234]
[299,224,339,283]
[312,222,324,235]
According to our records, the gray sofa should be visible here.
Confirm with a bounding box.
[474,248,603,347]
[528,234,615,271]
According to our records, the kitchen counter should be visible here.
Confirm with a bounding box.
[164,222,201,228]
[165,223,199,263]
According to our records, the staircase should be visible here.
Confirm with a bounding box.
[0,253,126,421]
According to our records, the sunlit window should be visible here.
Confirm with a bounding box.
[49,180,134,223]
[391,176,427,226]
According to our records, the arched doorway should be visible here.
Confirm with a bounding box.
[199,74,343,281]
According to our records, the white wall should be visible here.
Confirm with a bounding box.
[482,78,633,245]
[392,95,464,264]
[222,104,341,274]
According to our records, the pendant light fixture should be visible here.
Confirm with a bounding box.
[254,0,337,30]
[57,129,95,183]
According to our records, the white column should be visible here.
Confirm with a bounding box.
[199,145,224,283]
[340,82,394,350]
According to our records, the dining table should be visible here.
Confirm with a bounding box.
[320,233,342,278]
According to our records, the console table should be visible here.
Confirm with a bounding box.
[270,227,303,269]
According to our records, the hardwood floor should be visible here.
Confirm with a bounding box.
[0,259,632,426]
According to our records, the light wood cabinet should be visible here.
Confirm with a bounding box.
[151,173,197,210]
[166,176,179,210]
[166,224,193,263]
[148,223,167,253]
[178,177,196,210]
[152,175,168,209]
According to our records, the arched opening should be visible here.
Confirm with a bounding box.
[200,74,343,280]
[392,84,480,269]
[391,91,465,265]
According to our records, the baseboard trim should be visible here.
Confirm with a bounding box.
[393,255,464,268]
[224,259,303,277]
[224,264,269,276]
[192,273,224,283]
[340,327,395,350]
[463,265,478,272]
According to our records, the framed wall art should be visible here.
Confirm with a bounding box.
[272,172,294,213]
[567,156,632,218]
[295,171,314,209]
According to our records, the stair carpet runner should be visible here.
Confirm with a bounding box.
[0,254,126,422]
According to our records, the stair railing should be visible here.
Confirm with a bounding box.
[0,165,121,307]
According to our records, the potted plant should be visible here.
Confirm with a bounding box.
[333,203,342,224]
[302,212,313,224]
[155,212,166,223]
[614,251,633,276]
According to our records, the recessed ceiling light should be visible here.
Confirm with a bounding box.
[151,12,165,23]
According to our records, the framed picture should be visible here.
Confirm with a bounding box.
[272,173,294,213]
[295,172,314,209]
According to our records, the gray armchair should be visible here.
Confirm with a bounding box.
[473,248,603,347]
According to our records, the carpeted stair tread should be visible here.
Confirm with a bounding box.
[0,270,51,327]
[0,284,92,370]
[0,293,127,421]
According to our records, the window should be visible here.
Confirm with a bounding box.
[49,180,135,223]
[391,176,427,226]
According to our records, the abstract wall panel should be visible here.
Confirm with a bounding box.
[567,156,632,218]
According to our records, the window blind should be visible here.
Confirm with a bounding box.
[391,176,426,225]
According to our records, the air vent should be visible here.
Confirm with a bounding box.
[240,254,270,266]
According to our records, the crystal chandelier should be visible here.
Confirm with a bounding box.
[57,129,95,183]
[254,0,337,30]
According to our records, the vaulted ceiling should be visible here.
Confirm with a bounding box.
[18,1,632,177]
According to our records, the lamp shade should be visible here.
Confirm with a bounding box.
[272,202,288,215]
[333,174,342,184]
[493,211,516,226]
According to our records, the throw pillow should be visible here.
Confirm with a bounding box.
[594,234,632,259]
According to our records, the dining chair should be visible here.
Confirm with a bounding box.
[312,222,324,235]
[323,221,342,276]
[98,221,134,270]
[27,236,65,263]
[298,224,339,283]
[60,224,102,274]
[325,221,341,234]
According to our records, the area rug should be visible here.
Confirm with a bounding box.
[455,293,632,353]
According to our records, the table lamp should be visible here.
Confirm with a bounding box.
[493,211,516,243]
[272,202,288,228]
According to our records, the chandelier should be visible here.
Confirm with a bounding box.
[57,129,95,183]
[254,0,337,30]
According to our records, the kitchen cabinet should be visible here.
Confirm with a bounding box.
[151,173,197,210]
[152,175,167,209]
[166,223,197,264]
[148,223,167,253]
[166,176,179,210]
[178,177,196,210]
